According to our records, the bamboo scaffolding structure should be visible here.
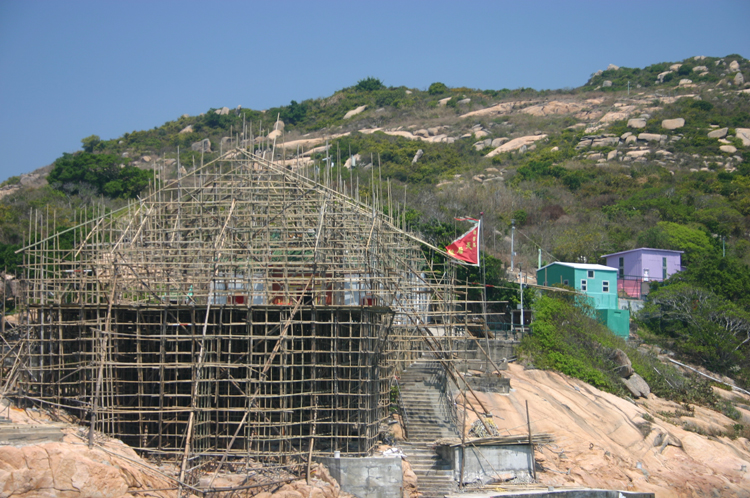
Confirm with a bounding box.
[11,147,503,472]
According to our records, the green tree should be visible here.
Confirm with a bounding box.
[355,77,385,92]
[428,82,448,95]
[81,135,101,153]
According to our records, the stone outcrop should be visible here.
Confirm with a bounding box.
[521,101,586,117]
[662,118,685,130]
[484,134,547,157]
[729,60,740,72]
[638,133,667,143]
[343,105,367,119]
[627,118,646,128]
[179,125,193,134]
[720,145,738,154]
[191,138,211,152]
[411,149,423,164]
[708,127,728,138]
[735,72,745,86]
[621,373,651,398]
[736,128,750,146]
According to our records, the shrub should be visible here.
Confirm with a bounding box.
[428,82,448,95]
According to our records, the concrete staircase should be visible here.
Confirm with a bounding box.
[398,360,458,498]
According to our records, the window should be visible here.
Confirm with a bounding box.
[662,257,667,280]
[588,270,595,278]
[618,257,624,278]
[581,279,587,291]
[563,279,569,286]
[603,281,609,292]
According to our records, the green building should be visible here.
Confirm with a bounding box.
[537,262,630,339]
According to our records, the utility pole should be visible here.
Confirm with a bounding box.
[519,266,524,334]
[510,219,515,273]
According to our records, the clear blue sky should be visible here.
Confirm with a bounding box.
[1,0,748,181]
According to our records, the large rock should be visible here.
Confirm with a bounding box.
[343,105,367,119]
[679,79,693,86]
[638,133,667,142]
[692,65,708,73]
[602,80,612,87]
[621,373,651,398]
[736,128,750,146]
[267,129,282,141]
[720,145,738,154]
[662,118,685,130]
[485,135,547,157]
[735,72,745,86]
[611,349,634,378]
[191,138,211,152]
[411,149,423,164]
[708,127,728,138]
[729,60,740,72]
[491,137,509,147]
[657,71,672,83]
[179,125,193,134]
[591,136,619,147]
[607,64,620,71]
[627,118,647,128]
[669,64,682,71]
[215,106,230,115]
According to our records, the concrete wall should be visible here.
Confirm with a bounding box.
[438,444,533,485]
[317,456,402,498]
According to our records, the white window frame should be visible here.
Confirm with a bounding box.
[602,280,610,292]
[581,279,587,291]
[588,270,595,278]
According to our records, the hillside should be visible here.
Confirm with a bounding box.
[1,54,750,497]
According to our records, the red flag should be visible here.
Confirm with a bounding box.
[445,220,480,266]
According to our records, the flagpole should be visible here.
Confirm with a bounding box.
[480,212,490,374]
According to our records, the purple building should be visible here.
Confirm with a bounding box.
[601,248,683,298]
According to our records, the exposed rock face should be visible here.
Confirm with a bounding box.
[602,80,612,88]
[438,97,451,106]
[720,145,738,154]
[735,72,745,86]
[679,79,693,86]
[662,118,685,130]
[607,64,620,71]
[491,137,509,147]
[521,101,586,117]
[215,107,230,115]
[411,149,423,164]
[692,65,708,73]
[669,64,682,71]
[0,441,175,498]
[343,105,367,119]
[708,127,728,138]
[179,125,193,134]
[729,60,741,72]
[736,128,750,146]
